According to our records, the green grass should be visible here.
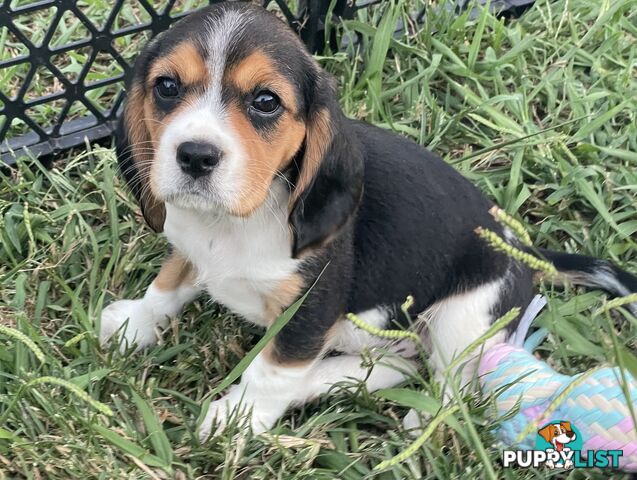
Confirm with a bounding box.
[1,0,637,478]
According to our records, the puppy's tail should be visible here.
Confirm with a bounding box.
[534,248,637,316]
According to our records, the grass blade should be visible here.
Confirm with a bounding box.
[92,424,168,469]
[130,389,174,467]
[206,286,313,399]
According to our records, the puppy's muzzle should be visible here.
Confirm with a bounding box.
[176,141,223,179]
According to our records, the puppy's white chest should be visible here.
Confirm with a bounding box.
[163,187,299,324]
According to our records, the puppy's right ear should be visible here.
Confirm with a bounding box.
[116,84,166,233]
[537,425,554,443]
[288,72,364,257]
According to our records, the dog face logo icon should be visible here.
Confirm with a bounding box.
[535,421,582,469]
[538,421,577,452]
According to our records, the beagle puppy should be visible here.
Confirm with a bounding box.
[100,2,637,439]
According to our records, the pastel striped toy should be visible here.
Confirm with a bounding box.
[479,296,637,471]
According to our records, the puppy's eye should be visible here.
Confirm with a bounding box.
[155,77,180,99]
[251,90,280,114]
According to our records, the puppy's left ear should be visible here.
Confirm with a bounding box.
[289,73,364,257]
[562,421,572,432]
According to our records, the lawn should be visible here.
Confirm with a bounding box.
[1,0,636,478]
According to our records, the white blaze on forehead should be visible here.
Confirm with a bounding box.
[202,8,252,113]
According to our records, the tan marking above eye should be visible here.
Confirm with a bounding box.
[226,50,298,113]
[148,41,209,88]
[142,43,209,144]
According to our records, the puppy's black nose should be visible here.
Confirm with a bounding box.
[176,141,222,178]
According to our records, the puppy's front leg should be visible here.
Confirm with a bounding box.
[198,289,332,439]
[100,251,200,349]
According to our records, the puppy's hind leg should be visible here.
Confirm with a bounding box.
[426,279,508,391]
[307,352,417,397]
[404,275,532,431]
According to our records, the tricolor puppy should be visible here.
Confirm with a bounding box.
[100,2,637,439]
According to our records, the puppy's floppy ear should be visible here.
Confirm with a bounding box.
[289,72,364,257]
[561,421,572,432]
[116,83,166,233]
[538,425,554,442]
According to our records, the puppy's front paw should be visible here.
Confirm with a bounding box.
[99,299,163,350]
[198,387,282,441]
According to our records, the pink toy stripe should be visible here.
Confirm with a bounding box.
[478,344,517,377]
[618,417,636,434]
[521,405,544,420]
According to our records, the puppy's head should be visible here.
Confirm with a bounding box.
[538,421,577,445]
[118,2,363,256]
